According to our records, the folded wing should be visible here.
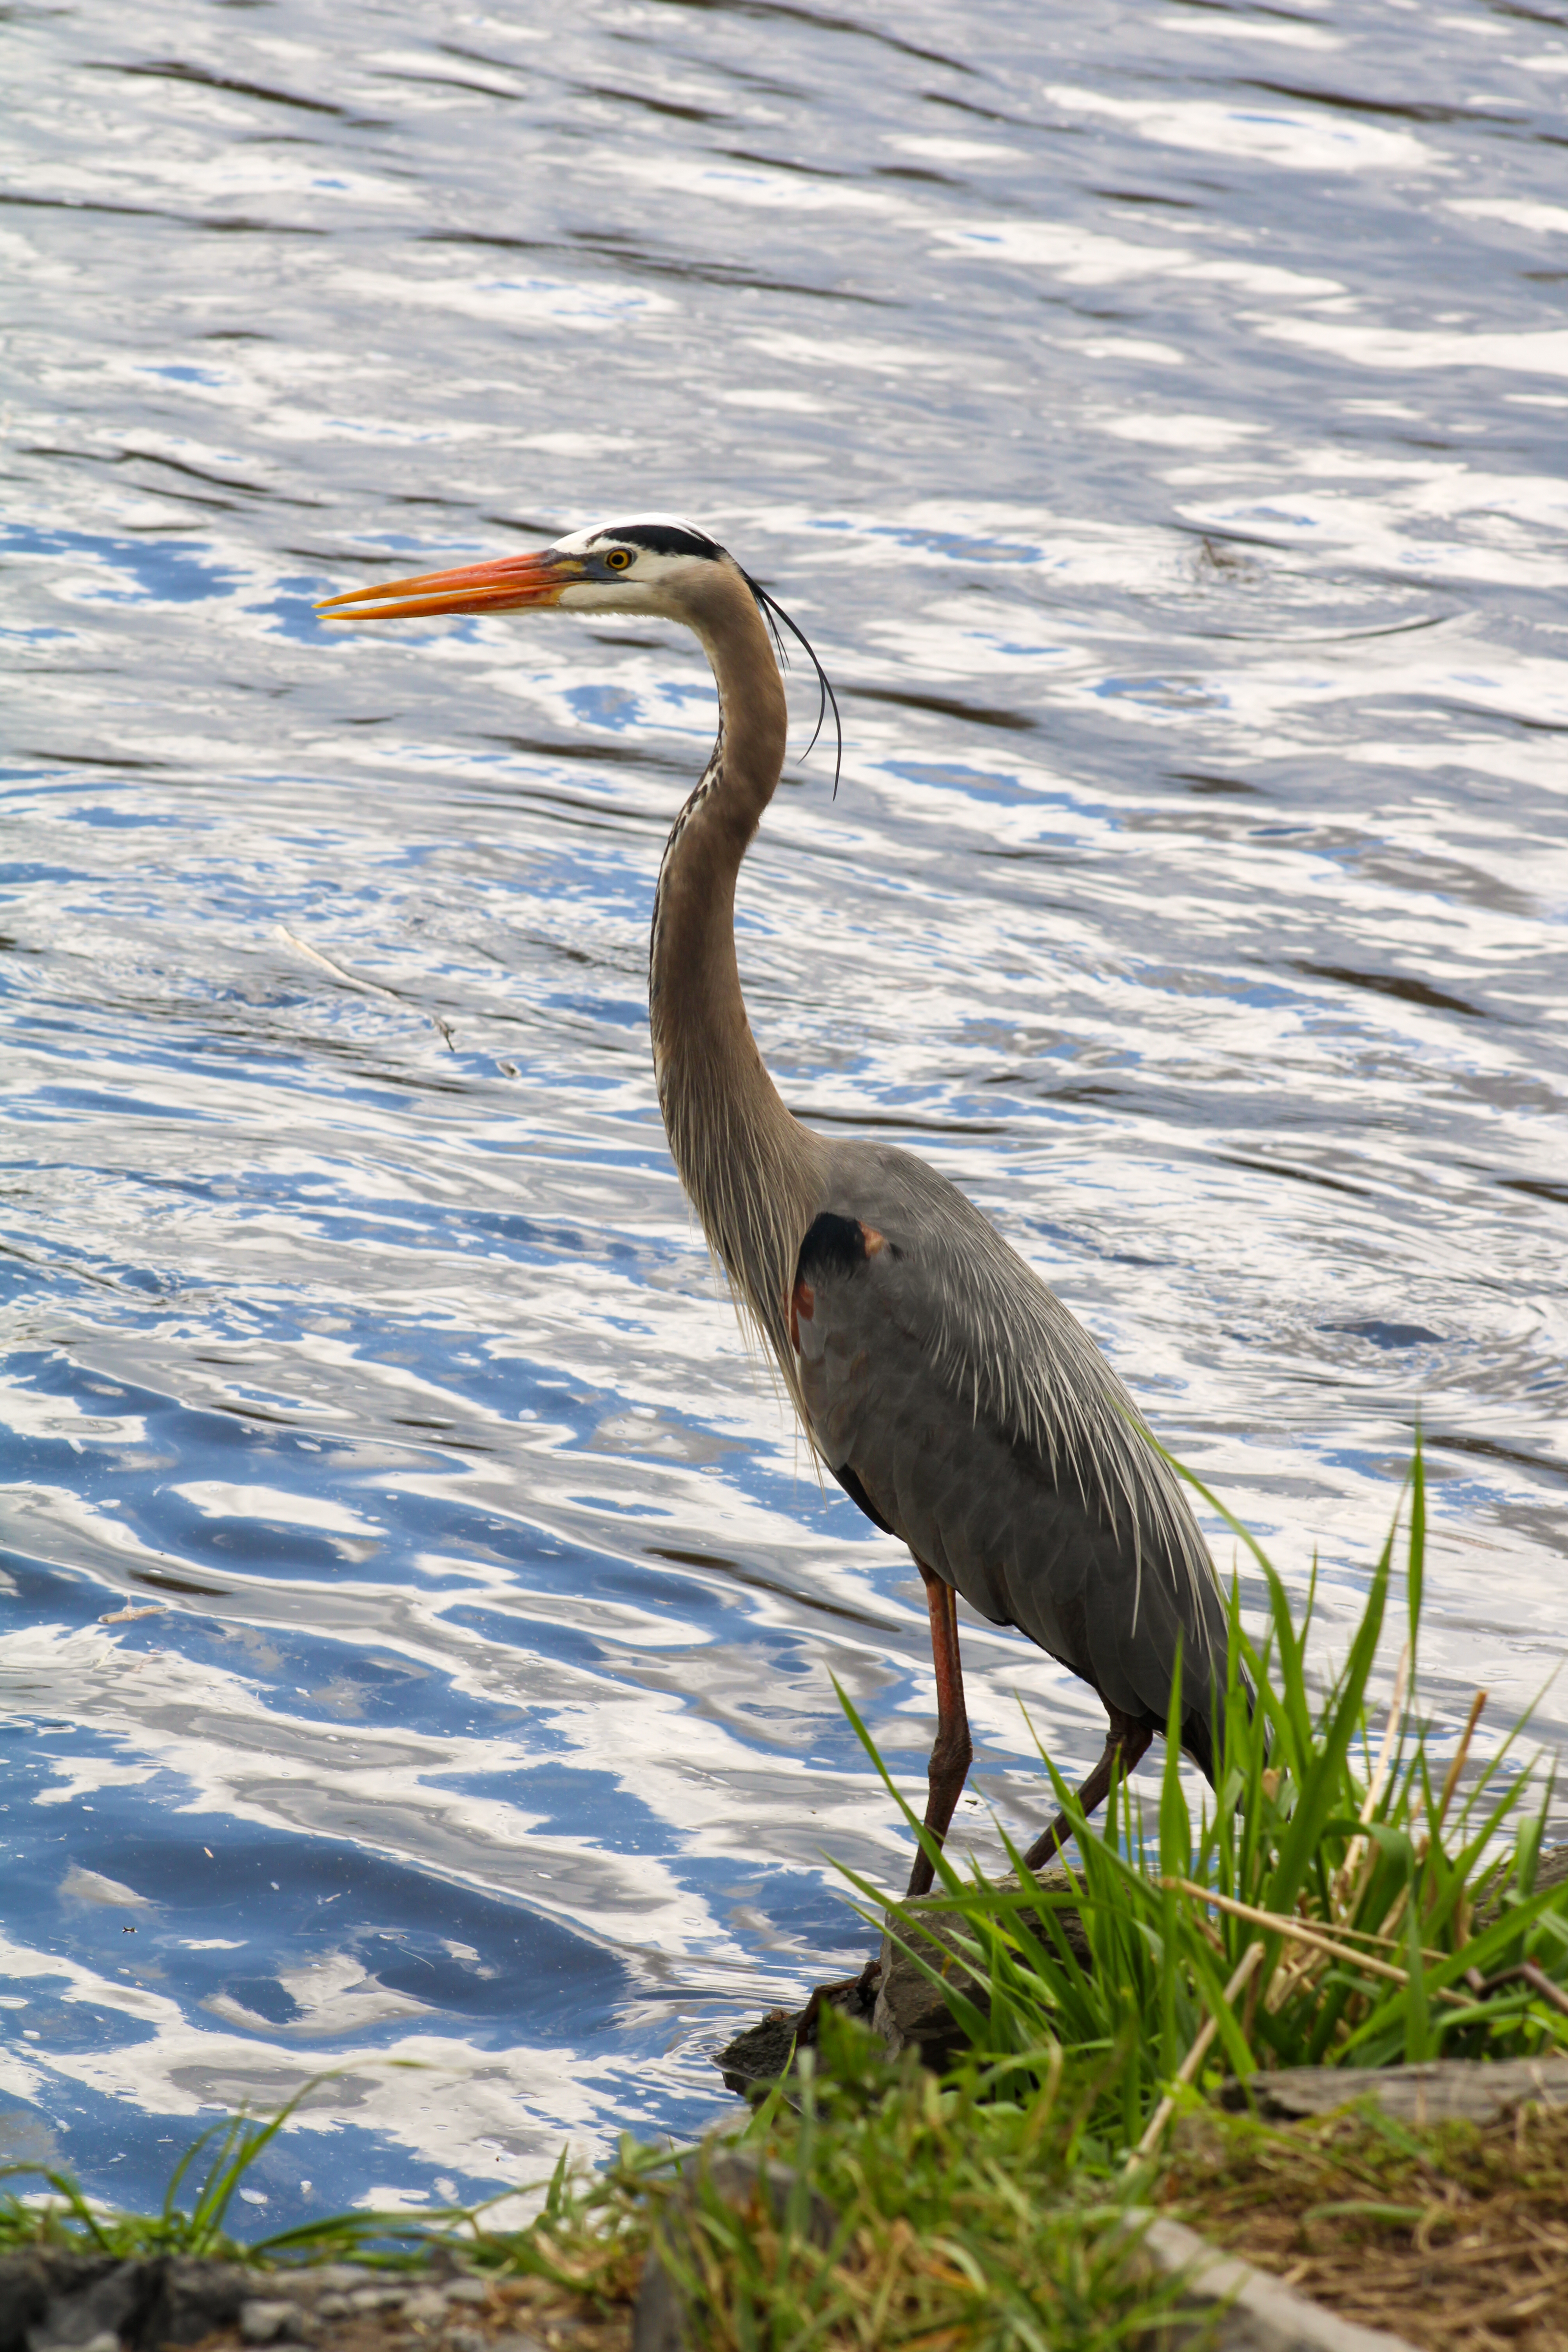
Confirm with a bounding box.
[790,1145,1229,1773]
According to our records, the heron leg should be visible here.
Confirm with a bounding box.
[1021,1707,1154,1873]
[906,1562,973,1902]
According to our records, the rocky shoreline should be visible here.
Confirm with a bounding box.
[0,2247,626,2352]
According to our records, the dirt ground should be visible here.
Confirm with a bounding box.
[1160,2096,1568,2352]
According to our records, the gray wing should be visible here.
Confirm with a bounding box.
[790,1144,1229,1770]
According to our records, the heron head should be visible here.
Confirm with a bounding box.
[315,514,735,626]
[317,512,842,790]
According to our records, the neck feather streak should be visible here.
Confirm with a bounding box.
[647,579,825,1374]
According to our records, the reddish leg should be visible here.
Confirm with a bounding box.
[1022,1706,1153,1873]
[906,1563,974,1900]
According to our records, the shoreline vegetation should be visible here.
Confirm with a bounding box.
[5,1448,1567,2349]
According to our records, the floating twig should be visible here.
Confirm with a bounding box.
[275,922,456,1051]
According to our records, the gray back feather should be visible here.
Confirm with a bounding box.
[820,1140,1219,1655]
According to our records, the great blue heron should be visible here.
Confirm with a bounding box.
[319,515,1232,1900]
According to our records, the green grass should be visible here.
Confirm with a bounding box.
[458,2016,1193,2351]
[0,2078,444,2266]
[0,2032,1191,2350]
[841,1438,1568,2156]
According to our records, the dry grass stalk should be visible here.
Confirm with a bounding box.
[1163,1879,1415,1990]
[1332,1639,1412,1913]
[1436,1690,1489,1835]
[1130,1942,1266,2166]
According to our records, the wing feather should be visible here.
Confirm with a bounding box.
[791,1144,1229,1762]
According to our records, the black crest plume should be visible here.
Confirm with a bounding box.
[740,569,843,798]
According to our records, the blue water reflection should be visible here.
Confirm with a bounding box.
[2,524,241,605]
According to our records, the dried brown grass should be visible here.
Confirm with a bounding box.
[1159,2097,1568,2351]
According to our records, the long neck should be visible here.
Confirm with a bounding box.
[650,577,826,1370]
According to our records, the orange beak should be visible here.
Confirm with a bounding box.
[315,547,582,624]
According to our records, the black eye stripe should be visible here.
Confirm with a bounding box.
[589,522,721,560]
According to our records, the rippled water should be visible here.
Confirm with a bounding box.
[3,0,1566,2226]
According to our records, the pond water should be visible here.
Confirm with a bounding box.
[3,0,1566,2228]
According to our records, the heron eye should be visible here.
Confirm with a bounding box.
[603,548,633,572]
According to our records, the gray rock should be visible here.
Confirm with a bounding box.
[283,2271,376,2303]
[1221,2051,1568,2126]
[713,1966,880,2100]
[397,2289,451,2327]
[313,2286,410,2321]
[713,1871,1095,2094]
[238,2301,303,2345]
[873,1866,1090,2066]
[152,2259,253,2345]
[0,2254,256,2352]
[1140,2214,1421,2352]
[42,2264,144,2352]
[1,2257,149,2352]
[712,2008,802,2098]
[0,2254,513,2352]
[633,2147,838,2352]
